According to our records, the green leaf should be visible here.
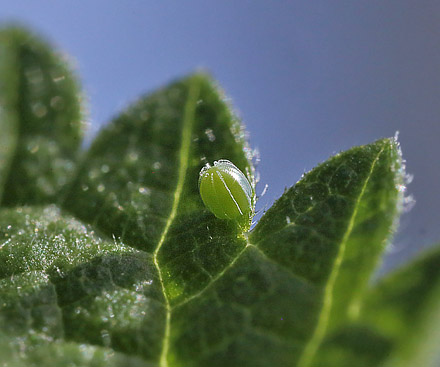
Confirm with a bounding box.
[364,246,440,339]
[384,283,440,367]
[0,27,83,206]
[367,246,440,367]
[310,245,440,367]
[249,138,403,367]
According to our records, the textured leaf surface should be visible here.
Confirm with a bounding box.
[1,25,429,367]
[0,206,164,366]
[0,27,83,206]
[247,137,403,367]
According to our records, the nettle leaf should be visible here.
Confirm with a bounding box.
[2,25,436,367]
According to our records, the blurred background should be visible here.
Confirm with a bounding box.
[2,1,439,273]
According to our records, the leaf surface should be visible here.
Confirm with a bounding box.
[0,206,164,365]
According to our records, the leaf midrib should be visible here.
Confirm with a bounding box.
[297,143,387,367]
[153,76,201,367]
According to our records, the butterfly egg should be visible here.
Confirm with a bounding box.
[199,160,254,228]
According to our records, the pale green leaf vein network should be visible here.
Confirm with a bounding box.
[153,77,200,367]
[172,241,313,310]
[173,243,249,309]
[297,144,386,367]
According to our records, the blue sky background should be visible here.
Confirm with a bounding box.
[2,1,439,273]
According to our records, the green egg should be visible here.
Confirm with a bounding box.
[199,160,254,228]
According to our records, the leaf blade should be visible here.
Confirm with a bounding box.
[249,138,402,367]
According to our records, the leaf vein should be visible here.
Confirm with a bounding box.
[297,143,387,367]
[153,77,200,367]
[172,242,249,310]
[247,243,314,287]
